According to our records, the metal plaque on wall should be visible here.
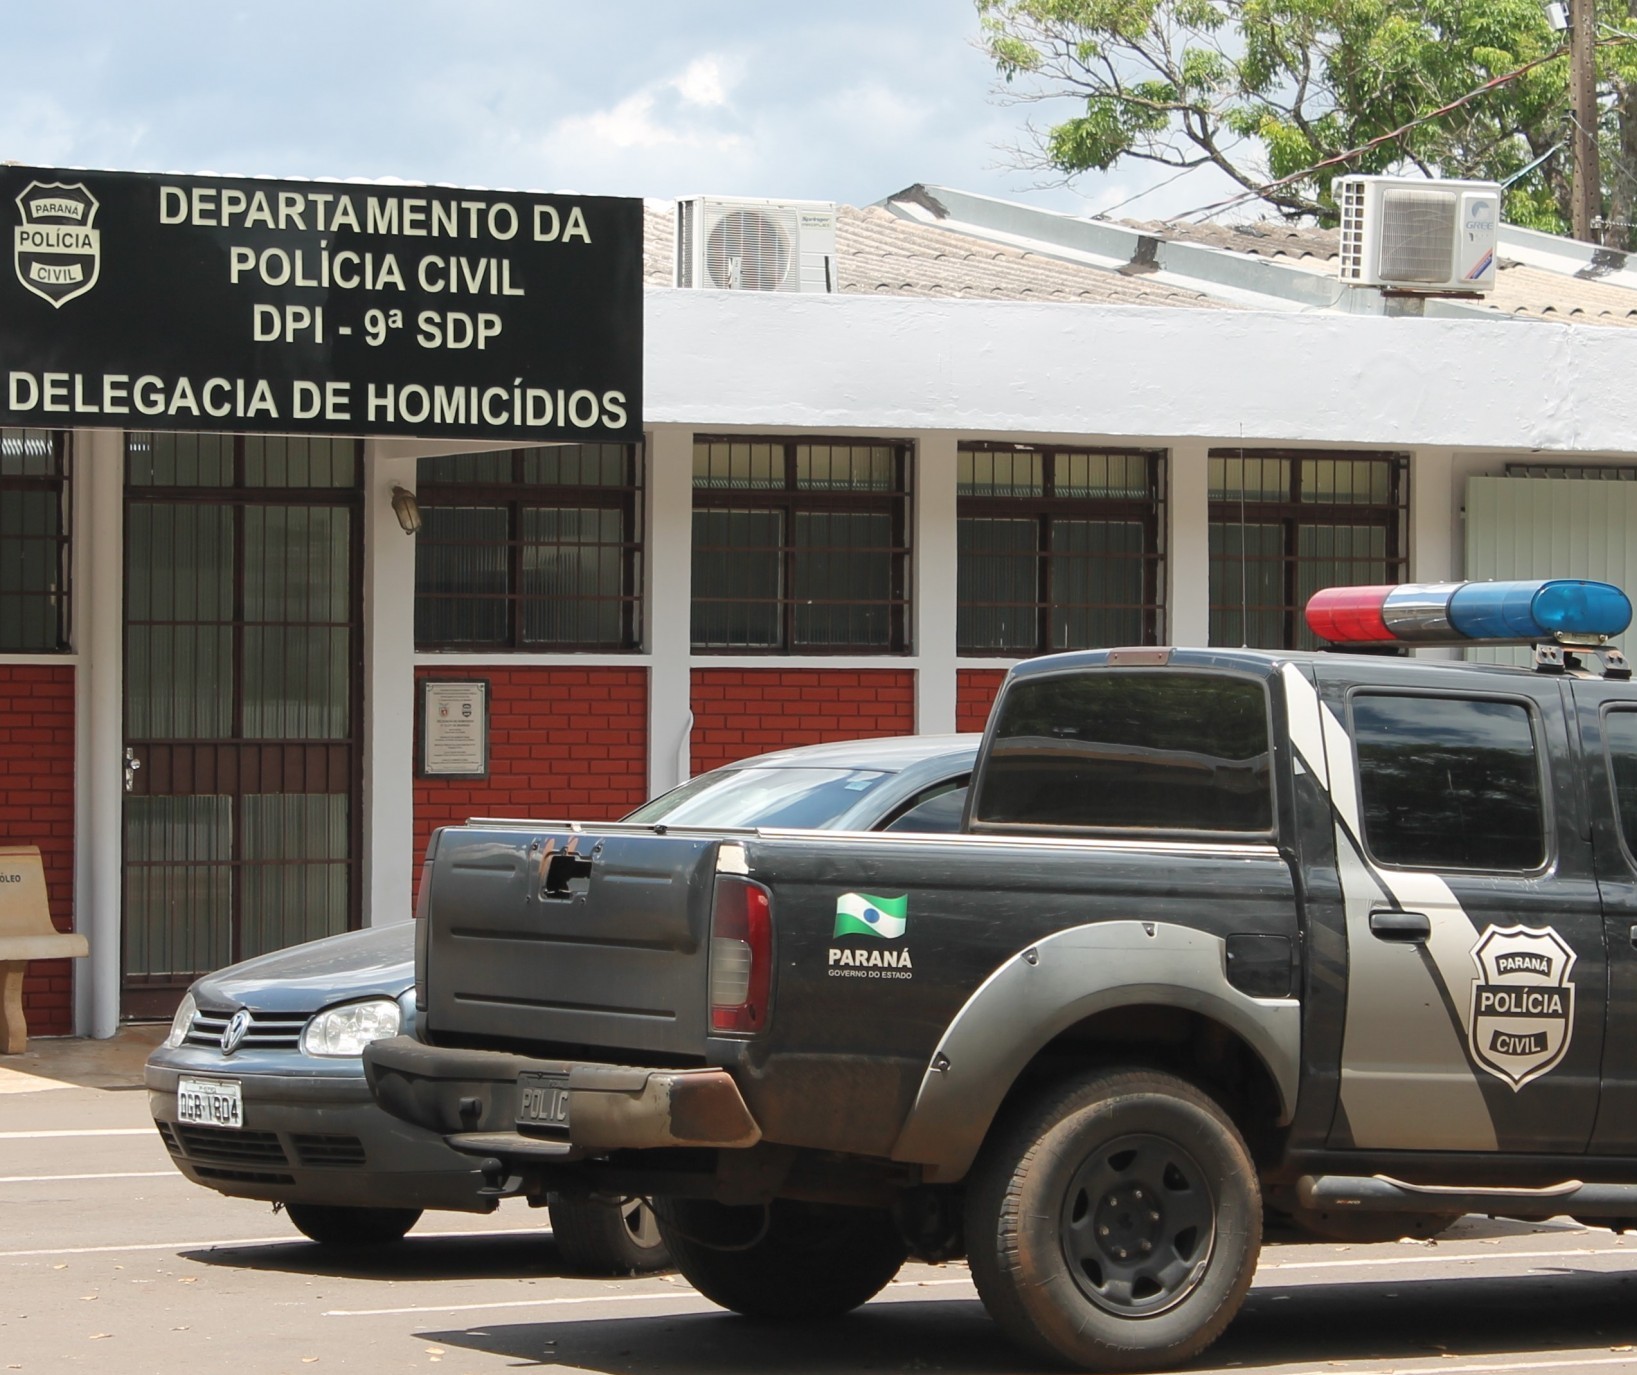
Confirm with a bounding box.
[419,680,490,780]
[0,166,642,442]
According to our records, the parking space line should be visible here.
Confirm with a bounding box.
[0,1170,178,1183]
[0,1225,554,1259]
[1262,1244,1630,1273]
[0,1236,295,1258]
[326,1276,974,1319]
[327,1290,709,1318]
[1369,1358,1637,1374]
[0,1128,156,1139]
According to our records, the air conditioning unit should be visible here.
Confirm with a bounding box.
[675,196,838,293]
[1336,175,1500,293]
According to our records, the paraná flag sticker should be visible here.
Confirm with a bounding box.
[834,892,907,939]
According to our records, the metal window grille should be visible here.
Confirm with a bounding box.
[1208,450,1409,650]
[121,432,364,1012]
[0,429,70,653]
[413,445,643,651]
[956,443,1165,655]
[691,437,910,653]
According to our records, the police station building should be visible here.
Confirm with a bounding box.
[7,166,1637,1038]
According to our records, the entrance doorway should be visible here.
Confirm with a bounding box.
[121,433,362,1018]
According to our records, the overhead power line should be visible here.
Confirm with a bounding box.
[1163,34,1635,225]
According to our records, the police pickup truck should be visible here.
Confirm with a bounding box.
[366,578,1637,1372]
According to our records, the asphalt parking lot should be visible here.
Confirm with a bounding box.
[8,1030,1637,1374]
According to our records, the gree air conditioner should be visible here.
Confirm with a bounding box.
[1336,175,1500,293]
[675,196,838,293]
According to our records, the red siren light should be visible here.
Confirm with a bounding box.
[1305,580,1632,646]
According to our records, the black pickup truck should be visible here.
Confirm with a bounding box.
[367,579,1637,1371]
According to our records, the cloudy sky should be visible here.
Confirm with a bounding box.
[0,0,1235,221]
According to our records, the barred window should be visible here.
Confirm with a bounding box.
[414,445,642,650]
[1209,451,1408,650]
[128,431,358,490]
[958,445,1164,655]
[691,438,909,652]
[0,429,70,652]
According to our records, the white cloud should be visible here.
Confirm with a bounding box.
[674,56,731,108]
[550,54,744,158]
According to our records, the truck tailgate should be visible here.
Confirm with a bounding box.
[421,827,720,1058]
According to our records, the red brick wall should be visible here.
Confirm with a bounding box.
[0,665,76,1035]
[412,667,649,907]
[956,669,1008,734]
[690,669,916,775]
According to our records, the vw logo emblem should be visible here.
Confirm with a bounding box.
[220,1008,252,1056]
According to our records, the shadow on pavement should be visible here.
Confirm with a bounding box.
[418,1264,1637,1374]
[421,1299,1024,1375]
[179,1227,621,1284]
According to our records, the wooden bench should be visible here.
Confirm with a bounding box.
[0,846,88,1053]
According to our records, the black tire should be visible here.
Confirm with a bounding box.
[1280,1207,1455,1245]
[965,1068,1261,1372]
[549,1194,671,1275]
[654,1197,908,1320]
[283,1203,422,1248]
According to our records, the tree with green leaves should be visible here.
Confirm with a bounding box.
[976,0,1587,229]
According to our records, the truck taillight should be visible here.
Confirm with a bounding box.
[710,876,772,1034]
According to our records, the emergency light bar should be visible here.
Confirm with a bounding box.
[1305,579,1633,646]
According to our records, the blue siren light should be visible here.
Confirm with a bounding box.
[1306,579,1632,646]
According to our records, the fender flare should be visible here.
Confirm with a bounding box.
[889,920,1302,1182]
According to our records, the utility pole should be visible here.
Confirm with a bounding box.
[1570,0,1603,243]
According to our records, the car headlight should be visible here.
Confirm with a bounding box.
[165,992,198,1049]
[300,998,402,1058]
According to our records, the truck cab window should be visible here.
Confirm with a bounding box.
[1602,708,1637,855]
[1352,693,1545,872]
[972,671,1272,834]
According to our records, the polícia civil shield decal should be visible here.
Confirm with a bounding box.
[1468,924,1576,1091]
[14,181,100,307]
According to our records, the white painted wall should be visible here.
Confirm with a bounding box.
[644,291,1637,456]
[913,432,958,733]
[1168,441,1211,646]
[646,425,693,794]
[362,442,419,926]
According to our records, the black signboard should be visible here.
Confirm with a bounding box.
[0,166,642,442]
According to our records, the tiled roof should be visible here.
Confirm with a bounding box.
[642,201,1231,310]
[644,195,1637,327]
[1141,218,1637,328]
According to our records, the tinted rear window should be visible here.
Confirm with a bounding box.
[972,671,1273,834]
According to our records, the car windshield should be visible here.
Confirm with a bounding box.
[623,766,892,829]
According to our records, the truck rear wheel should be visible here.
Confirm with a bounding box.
[654,1198,907,1320]
[549,1194,670,1275]
[965,1068,1260,1372]
[283,1203,422,1248]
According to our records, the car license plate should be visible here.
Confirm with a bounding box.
[176,1076,243,1129]
[516,1071,570,1132]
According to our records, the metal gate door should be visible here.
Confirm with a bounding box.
[121,432,362,1018]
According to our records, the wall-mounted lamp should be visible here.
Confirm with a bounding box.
[390,485,422,535]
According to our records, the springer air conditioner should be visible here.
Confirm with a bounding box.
[675,196,838,293]
[1336,175,1500,293]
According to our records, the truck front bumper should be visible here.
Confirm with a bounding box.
[363,1036,762,1161]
